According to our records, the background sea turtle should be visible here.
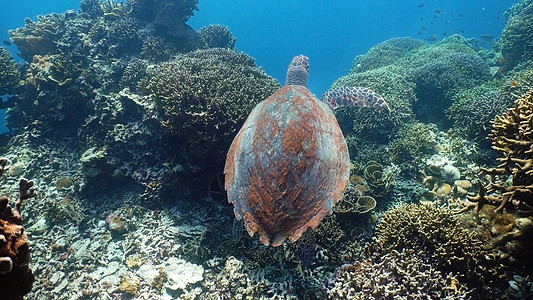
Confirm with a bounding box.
[225,55,389,246]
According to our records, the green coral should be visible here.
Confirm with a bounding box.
[149,48,279,171]
[0,47,21,95]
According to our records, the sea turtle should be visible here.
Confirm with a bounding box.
[225,55,389,246]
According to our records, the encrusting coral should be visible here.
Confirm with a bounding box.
[0,158,37,300]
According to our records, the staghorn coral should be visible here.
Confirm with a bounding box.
[0,47,21,96]
[198,24,237,49]
[351,37,426,73]
[462,89,533,218]
[149,48,279,171]
[0,158,36,300]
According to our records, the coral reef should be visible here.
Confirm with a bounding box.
[328,203,491,298]
[363,160,395,197]
[350,37,426,73]
[389,121,438,164]
[447,82,515,140]
[0,158,36,300]
[328,248,469,299]
[0,47,21,96]
[149,48,279,172]
[496,0,533,72]
[8,13,65,62]
[462,89,533,217]
[198,24,237,49]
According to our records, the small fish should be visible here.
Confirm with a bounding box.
[458,13,464,17]
[443,30,447,37]
[427,34,439,42]
[480,34,493,41]
[445,19,451,24]
[2,40,11,46]
[435,9,441,14]
[459,29,464,33]
[420,17,424,21]
[418,3,425,8]
[511,80,519,87]
[421,26,427,31]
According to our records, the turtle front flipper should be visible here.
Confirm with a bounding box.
[321,86,390,112]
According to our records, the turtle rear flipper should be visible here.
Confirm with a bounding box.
[321,86,390,112]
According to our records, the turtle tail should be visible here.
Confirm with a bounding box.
[321,86,390,112]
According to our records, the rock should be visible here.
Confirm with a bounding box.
[441,164,460,183]
[27,217,48,234]
[163,257,203,292]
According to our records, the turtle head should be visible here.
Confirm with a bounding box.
[286,55,309,87]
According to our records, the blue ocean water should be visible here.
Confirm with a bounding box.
[0,0,515,96]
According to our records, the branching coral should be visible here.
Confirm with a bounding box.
[497,0,533,72]
[0,47,21,96]
[351,37,426,73]
[0,158,36,300]
[198,24,237,49]
[462,89,533,217]
[328,248,469,299]
[328,203,487,299]
[149,48,279,171]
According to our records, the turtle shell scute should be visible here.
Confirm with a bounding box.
[225,85,350,246]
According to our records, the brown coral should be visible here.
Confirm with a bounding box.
[462,89,533,217]
[0,158,37,300]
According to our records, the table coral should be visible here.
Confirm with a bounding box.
[0,158,37,300]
